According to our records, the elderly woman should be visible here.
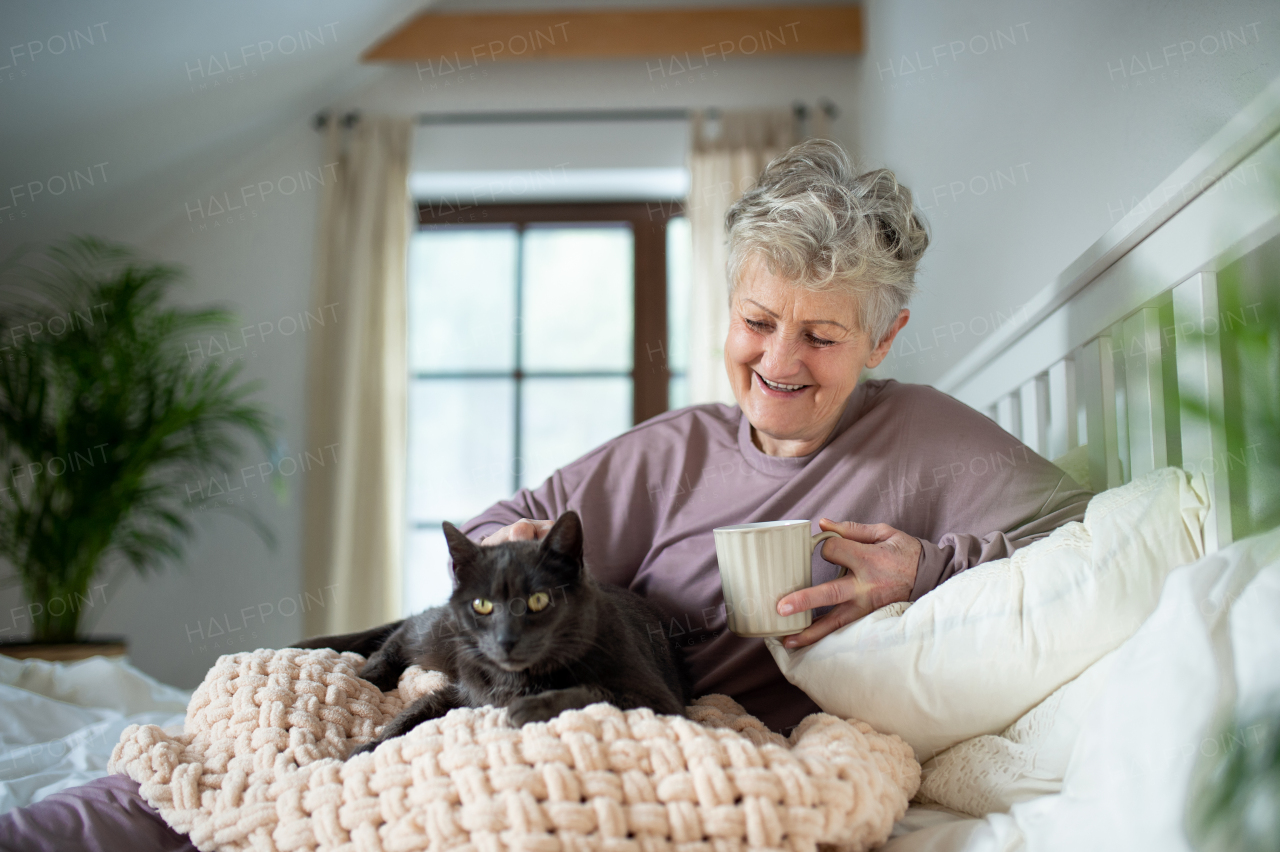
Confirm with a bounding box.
[466,139,1093,735]
[0,140,1091,848]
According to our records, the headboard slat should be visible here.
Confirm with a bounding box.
[1173,272,1234,550]
[996,393,1022,441]
[1019,376,1049,456]
[1046,357,1077,459]
[1080,337,1122,491]
[1122,307,1169,478]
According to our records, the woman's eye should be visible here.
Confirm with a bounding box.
[807,334,835,347]
[745,319,770,332]
[472,598,493,615]
[528,592,550,612]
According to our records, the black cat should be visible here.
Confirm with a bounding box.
[295,511,689,757]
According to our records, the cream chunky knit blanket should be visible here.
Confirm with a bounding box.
[109,648,919,852]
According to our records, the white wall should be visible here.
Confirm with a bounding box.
[352,54,860,159]
[0,0,417,686]
[98,123,326,687]
[851,0,1280,385]
[0,120,328,688]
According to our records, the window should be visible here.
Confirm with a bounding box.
[405,202,686,613]
[666,215,691,407]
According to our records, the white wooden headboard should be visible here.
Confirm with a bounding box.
[937,76,1280,554]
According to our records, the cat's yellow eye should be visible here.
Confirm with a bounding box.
[527,592,550,613]
[472,598,493,615]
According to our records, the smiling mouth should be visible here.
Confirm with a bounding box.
[755,372,810,393]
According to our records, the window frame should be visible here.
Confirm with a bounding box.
[415,200,684,427]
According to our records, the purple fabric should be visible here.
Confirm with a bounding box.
[464,379,1093,734]
[0,775,195,852]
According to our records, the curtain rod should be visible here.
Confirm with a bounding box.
[313,100,837,130]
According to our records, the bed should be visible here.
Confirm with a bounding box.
[0,654,188,814]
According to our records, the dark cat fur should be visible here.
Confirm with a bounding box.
[295,511,690,757]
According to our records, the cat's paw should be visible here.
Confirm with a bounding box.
[347,740,380,759]
[366,674,399,693]
[359,664,400,693]
[507,695,561,726]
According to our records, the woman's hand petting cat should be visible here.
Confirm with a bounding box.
[776,518,921,650]
[479,518,554,546]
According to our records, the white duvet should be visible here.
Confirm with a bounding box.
[0,653,188,814]
[881,526,1280,852]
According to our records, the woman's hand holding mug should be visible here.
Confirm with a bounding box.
[776,518,921,650]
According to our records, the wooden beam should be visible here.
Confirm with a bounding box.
[362,5,862,63]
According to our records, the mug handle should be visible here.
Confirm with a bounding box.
[810,530,847,578]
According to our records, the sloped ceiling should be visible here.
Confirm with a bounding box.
[0,0,425,253]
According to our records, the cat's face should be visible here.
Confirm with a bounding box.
[442,513,589,673]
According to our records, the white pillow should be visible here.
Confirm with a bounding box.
[766,467,1210,762]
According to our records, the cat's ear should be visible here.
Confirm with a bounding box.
[541,511,584,563]
[442,522,481,569]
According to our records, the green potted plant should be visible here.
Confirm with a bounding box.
[0,237,276,655]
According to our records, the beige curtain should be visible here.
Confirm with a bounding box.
[686,109,829,405]
[303,116,412,636]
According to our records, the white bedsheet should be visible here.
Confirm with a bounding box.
[0,654,188,815]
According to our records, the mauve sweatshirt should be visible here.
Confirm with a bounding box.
[462,379,1093,735]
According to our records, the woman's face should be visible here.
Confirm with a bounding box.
[724,257,907,457]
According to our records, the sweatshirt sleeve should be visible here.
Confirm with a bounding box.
[908,471,1092,600]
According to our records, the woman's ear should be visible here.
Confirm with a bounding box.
[865,309,910,369]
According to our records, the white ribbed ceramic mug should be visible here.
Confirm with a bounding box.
[712,520,844,637]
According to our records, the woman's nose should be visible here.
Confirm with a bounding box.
[760,333,802,375]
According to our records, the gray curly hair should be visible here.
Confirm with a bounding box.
[724,138,929,343]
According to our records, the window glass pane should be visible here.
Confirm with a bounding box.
[408,227,517,371]
[522,226,633,371]
[666,216,691,375]
[407,378,515,521]
[669,374,689,410]
[404,526,452,615]
[520,377,632,489]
